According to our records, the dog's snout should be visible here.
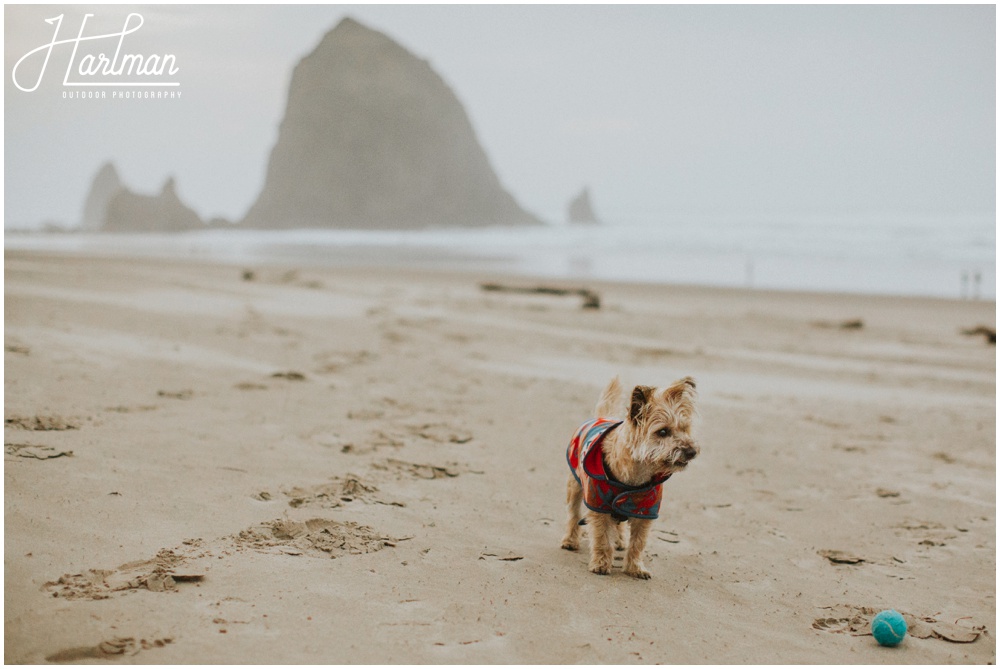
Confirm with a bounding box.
[672,439,699,465]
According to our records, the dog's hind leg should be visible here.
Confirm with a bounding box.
[613,521,628,551]
[561,475,584,551]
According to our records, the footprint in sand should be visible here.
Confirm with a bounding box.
[813,604,987,643]
[45,637,174,662]
[817,549,866,565]
[811,617,853,634]
[5,414,79,431]
[207,597,257,633]
[370,458,480,481]
[4,341,31,355]
[478,548,525,562]
[339,423,474,455]
[343,396,420,422]
[44,543,208,600]
[283,474,404,509]
[105,404,159,413]
[157,389,194,400]
[231,518,405,558]
[270,371,307,381]
[338,429,407,454]
[234,382,268,391]
[404,422,474,445]
[4,443,73,460]
[894,519,957,550]
[312,349,376,375]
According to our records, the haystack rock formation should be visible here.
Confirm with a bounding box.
[567,187,600,224]
[241,17,540,229]
[102,177,203,233]
[80,162,123,231]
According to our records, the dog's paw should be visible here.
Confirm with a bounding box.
[624,564,652,580]
[588,562,611,575]
[560,539,579,552]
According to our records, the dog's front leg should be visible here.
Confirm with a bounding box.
[561,475,584,551]
[623,518,653,579]
[587,511,616,575]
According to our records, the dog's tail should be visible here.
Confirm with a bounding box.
[594,376,623,419]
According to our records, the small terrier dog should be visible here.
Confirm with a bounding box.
[562,376,698,579]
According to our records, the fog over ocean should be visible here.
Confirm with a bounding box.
[7,211,994,300]
[6,6,993,302]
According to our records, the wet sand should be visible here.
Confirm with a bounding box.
[4,251,995,663]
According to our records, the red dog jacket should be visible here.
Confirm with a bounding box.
[566,418,671,522]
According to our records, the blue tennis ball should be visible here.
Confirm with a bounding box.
[871,609,907,647]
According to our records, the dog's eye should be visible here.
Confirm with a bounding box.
[656,427,672,438]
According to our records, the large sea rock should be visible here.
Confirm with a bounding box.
[103,177,203,233]
[241,17,540,229]
[80,162,123,231]
[567,187,600,225]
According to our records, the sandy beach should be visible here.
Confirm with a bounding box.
[4,250,995,664]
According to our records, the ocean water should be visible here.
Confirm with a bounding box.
[5,213,995,299]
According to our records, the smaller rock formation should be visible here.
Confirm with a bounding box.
[567,187,600,225]
[80,162,123,231]
[102,177,203,232]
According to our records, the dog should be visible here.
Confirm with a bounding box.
[561,376,698,579]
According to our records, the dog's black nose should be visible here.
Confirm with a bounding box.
[681,446,698,461]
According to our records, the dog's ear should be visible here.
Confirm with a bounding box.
[629,385,654,423]
[663,377,697,417]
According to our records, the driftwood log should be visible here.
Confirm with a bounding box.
[480,283,600,310]
[960,325,996,345]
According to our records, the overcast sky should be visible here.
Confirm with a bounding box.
[4,3,995,228]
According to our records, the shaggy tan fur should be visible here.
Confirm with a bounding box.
[562,376,699,579]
